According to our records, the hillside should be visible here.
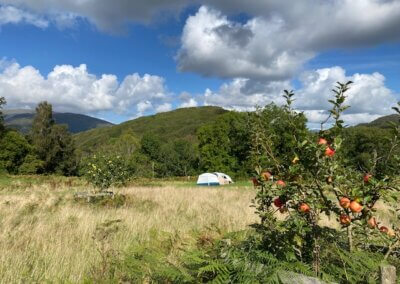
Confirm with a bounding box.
[74,106,228,152]
[357,114,400,129]
[4,110,113,134]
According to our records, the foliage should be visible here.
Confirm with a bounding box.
[30,102,77,175]
[198,111,252,177]
[74,106,227,156]
[251,82,400,276]
[0,130,33,174]
[84,154,129,191]
[0,96,5,137]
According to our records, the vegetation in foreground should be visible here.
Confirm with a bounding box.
[1,83,400,283]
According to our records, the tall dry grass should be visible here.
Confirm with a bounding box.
[0,180,256,282]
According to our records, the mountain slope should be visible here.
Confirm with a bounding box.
[74,106,228,152]
[4,110,113,134]
[357,114,400,129]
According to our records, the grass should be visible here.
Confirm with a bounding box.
[0,175,256,282]
[0,175,398,282]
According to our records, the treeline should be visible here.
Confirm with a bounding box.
[1,95,399,178]
[0,99,76,175]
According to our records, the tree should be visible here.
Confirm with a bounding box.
[0,96,6,137]
[30,101,77,175]
[0,130,32,174]
[197,112,251,176]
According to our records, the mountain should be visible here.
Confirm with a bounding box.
[74,106,228,153]
[357,114,400,129]
[4,110,113,134]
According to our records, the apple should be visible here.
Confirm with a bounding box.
[339,197,351,209]
[318,138,328,145]
[325,147,335,157]
[350,201,363,213]
[274,198,284,208]
[276,180,286,187]
[380,226,389,233]
[367,217,377,229]
[340,214,351,226]
[261,171,272,181]
[363,173,372,183]
[299,203,310,213]
[251,177,260,186]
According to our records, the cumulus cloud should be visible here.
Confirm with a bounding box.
[177,6,313,80]
[201,67,398,125]
[179,92,198,108]
[0,60,172,117]
[177,3,400,80]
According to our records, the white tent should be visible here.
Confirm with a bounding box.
[197,172,233,186]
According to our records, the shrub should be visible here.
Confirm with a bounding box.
[84,154,129,191]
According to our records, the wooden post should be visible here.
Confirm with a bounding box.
[380,264,396,284]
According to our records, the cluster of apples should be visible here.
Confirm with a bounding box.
[338,189,396,237]
[338,197,363,226]
[318,137,335,157]
[270,177,312,214]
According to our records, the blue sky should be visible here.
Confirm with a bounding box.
[0,1,399,127]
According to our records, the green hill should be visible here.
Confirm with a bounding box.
[74,106,228,153]
[357,114,400,129]
[4,110,113,134]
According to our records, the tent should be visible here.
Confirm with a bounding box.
[197,172,233,186]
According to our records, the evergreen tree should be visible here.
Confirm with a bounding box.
[30,101,77,175]
[0,96,6,137]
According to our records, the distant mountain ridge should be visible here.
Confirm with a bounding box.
[4,110,113,134]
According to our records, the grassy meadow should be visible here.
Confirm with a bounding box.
[0,175,399,282]
[0,175,256,282]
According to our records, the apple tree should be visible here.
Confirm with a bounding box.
[251,82,400,275]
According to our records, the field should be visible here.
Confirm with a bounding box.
[0,175,399,282]
[0,175,256,282]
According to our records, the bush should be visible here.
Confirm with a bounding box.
[84,154,129,191]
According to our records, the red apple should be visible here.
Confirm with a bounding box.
[276,180,286,187]
[340,214,351,226]
[380,226,389,233]
[251,177,260,186]
[299,203,310,213]
[339,197,351,209]
[325,147,335,157]
[350,201,363,213]
[363,173,372,183]
[318,138,328,145]
[273,198,284,208]
[261,171,272,181]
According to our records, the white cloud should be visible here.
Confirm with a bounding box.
[201,67,398,125]
[177,3,400,80]
[178,92,198,108]
[177,6,313,80]
[0,5,48,27]
[0,61,172,117]
[203,78,290,111]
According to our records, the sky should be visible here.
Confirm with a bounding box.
[0,1,399,128]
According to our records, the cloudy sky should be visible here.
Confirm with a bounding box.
[0,0,399,128]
